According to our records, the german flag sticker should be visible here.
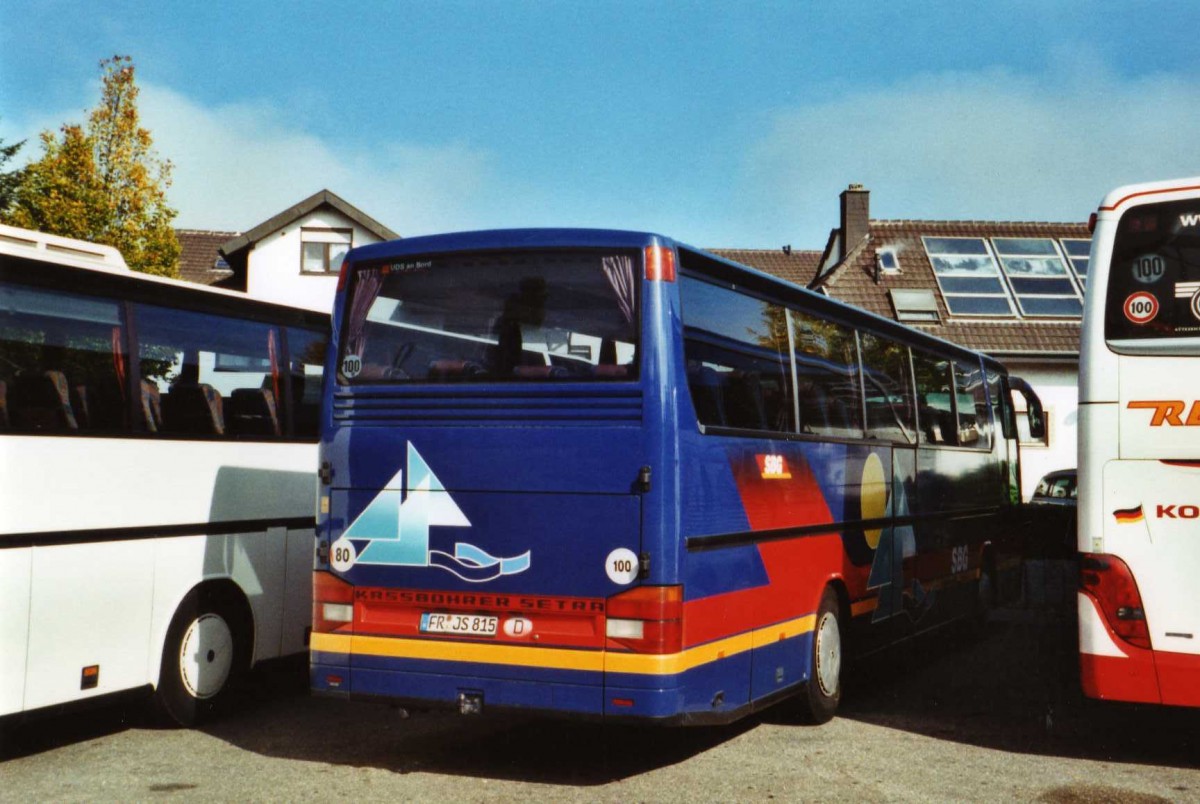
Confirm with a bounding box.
[1113,505,1144,524]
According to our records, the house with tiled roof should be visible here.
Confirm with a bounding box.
[733,184,1089,495]
[176,229,239,287]
[709,246,823,288]
[176,189,398,312]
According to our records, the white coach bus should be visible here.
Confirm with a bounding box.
[0,224,327,725]
[1077,177,1200,707]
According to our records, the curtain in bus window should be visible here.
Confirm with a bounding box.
[0,281,129,434]
[953,359,991,449]
[339,250,640,383]
[859,332,915,444]
[912,350,956,446]
[602,255,635,324]
[790,310,862,439]
[344,266,385,360]
[679,277,794,433]
[135,303,282,439]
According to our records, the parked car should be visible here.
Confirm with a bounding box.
[1028,469,1076,558]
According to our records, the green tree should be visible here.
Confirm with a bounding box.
[0,124,25,214]
[2,56,180,277]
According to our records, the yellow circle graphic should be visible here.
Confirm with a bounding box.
[861,453,888,550]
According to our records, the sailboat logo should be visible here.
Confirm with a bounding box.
[333,443,531,582]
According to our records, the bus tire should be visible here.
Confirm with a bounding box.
[796,586,842,725]
[153,586,249,727]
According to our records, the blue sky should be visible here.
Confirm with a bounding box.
[2,1,1199,249]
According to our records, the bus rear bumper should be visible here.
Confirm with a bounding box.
[309,650,702,720]
[1080,650,1200,707]
[311,652,613,717]
[1078,591,1160,704]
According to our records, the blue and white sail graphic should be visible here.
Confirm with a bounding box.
[343,442,530,582]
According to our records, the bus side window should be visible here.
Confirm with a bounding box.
[0,282,129,435]
[679,277,794,435]
[286,325,328,438]
[791,311,862,439]
[859,332,916,444]
[953,359,991,449]
[912,351,956,446]
[135,303,286,440]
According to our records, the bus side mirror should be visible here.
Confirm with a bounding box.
[1026,399,1046,441]
[1008,376,1045,441]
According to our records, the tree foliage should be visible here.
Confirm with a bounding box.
[2,56,180,277]
[0,124,25,214]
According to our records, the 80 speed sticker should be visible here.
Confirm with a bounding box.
[1123,292,1159,325]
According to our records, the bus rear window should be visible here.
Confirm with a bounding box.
[1106,199,1200,343]
[338,249,639,384]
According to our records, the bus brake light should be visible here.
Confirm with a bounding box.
[605,585,683,654]
[336,259,354,292]
[644,245,676,282]
[313,570,356,634]
[1079,553,1151,649]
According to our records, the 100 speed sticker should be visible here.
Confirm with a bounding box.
[1123,292,1159,325]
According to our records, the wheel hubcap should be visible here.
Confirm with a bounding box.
[179,613,234,699]
[814,611,842,697]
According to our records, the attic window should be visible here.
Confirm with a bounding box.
[877,248,900,274]
[890,289,939,322]
[301,227,352,274]
[212,256,230,272]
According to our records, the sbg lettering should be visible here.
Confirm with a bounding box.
[1127,400,1200,426]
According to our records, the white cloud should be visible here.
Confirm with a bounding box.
[138,84,494,236]
[734,65,1200,248]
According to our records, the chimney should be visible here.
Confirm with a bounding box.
[840,183,870,255]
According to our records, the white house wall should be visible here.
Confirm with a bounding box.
[245,208,388,313]
[1005,360,1079,499]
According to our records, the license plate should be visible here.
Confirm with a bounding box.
[420,612,499,637]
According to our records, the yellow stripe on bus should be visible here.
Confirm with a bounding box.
[310,613,816,677]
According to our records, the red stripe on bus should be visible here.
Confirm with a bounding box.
[1100,183,1200,211]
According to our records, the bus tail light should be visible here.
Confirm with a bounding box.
[336,259,354,292]
[605,585,682,654]
[313,570,355,634]
[644,245,676,282]
[1079,553,1151,649]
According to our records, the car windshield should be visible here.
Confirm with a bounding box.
[338,249,640,384]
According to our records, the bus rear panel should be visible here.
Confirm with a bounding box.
[1079,179,1200,707]
[313,229,1028,724]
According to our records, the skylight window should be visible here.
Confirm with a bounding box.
[992,238,1082,317]
[890,289,939,322]
[877,248,900,274]
[1061,239,1091,289]
[922,237,1015,317]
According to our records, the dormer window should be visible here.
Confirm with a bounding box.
[301,227,352,274]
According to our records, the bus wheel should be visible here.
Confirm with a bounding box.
[796,586,842,724]
[154,587,248,726]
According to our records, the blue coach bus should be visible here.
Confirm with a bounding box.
[311,229,1044,724]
